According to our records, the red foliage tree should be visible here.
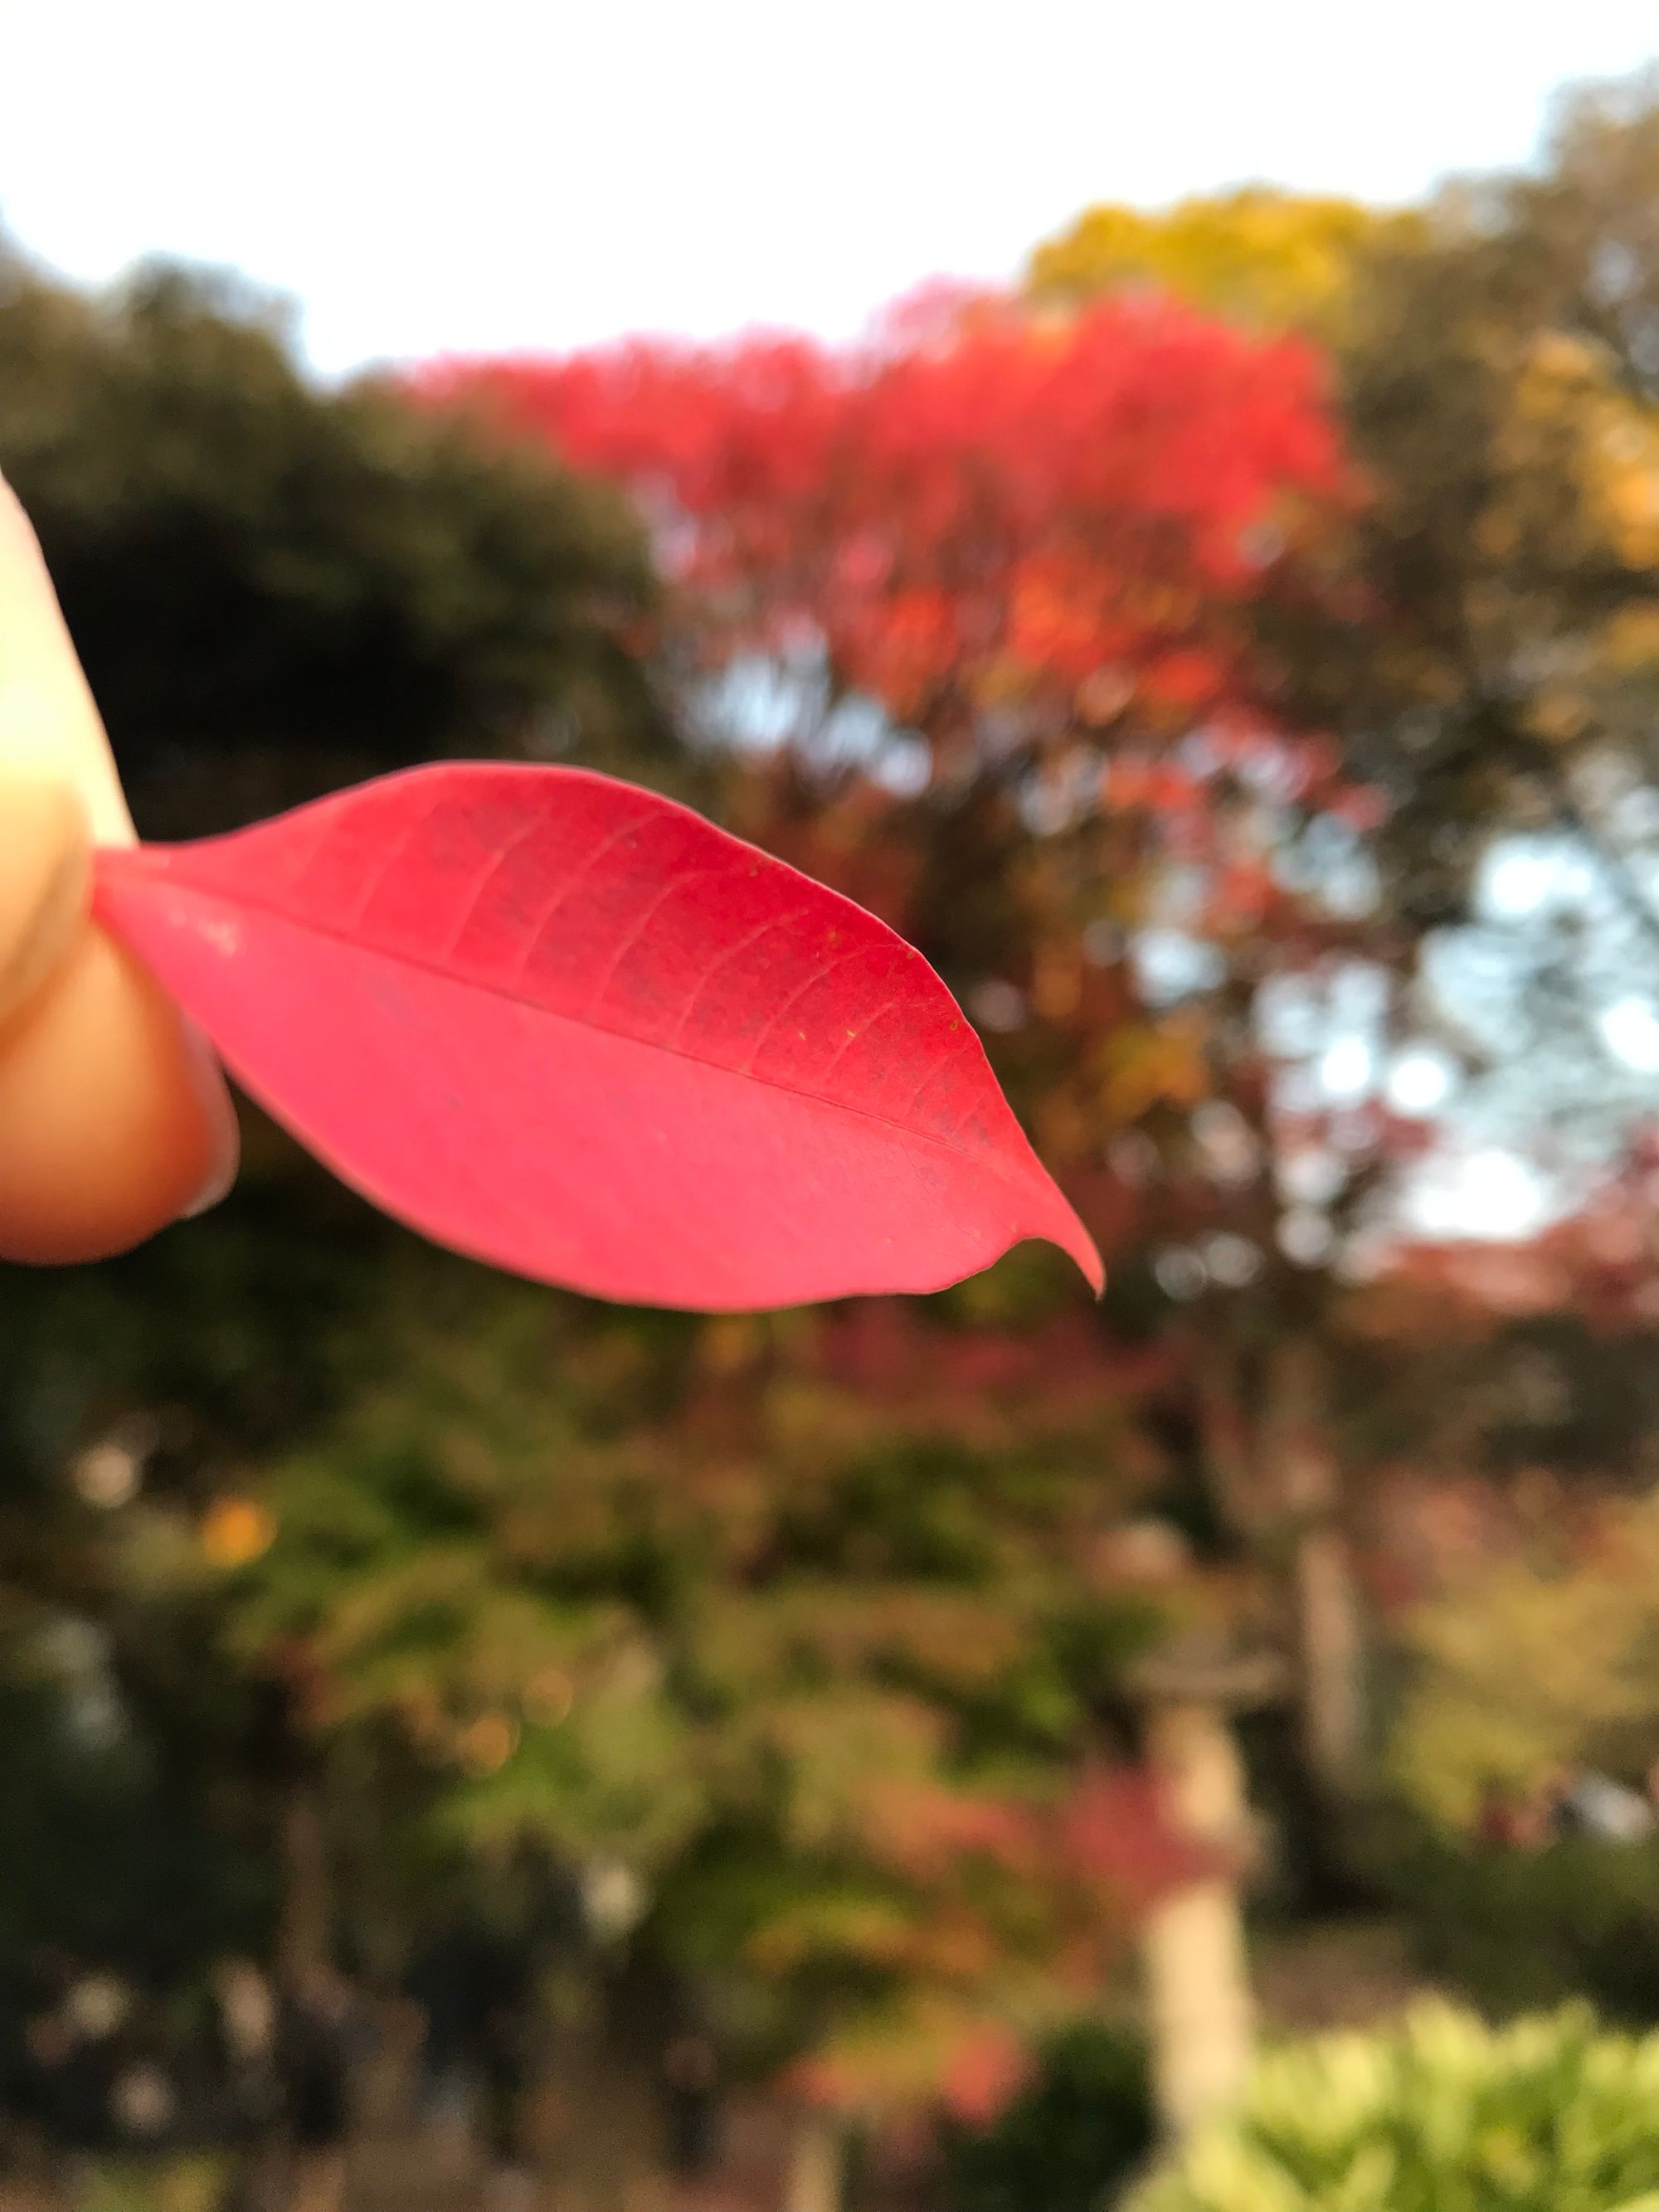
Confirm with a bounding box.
[416,294,1347,768]
[418,293,1396,1811]
[413,300,1394,2124]
[415,294,1379,1269]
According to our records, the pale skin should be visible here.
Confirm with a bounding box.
[0,474,239,1263]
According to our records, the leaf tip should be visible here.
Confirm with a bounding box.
[1027,1184,1105,1297]
[1067,1221,1107,1300]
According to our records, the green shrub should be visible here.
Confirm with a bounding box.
[1381,1825,1659,2023]
[1134,2002,1659,2212]
[941,2021,1154,2212]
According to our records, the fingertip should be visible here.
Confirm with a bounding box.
[179,1026,243,1220]
[0,927,241,1265]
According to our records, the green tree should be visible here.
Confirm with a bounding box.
[0,241,680,2014]
[210,1265,1183,2201]
[0,246,671,838]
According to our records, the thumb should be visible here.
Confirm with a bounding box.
[0,473,134,846]
[0,474,240,1263]
[0,776,91,1029]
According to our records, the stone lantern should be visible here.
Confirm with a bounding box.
[1127,1626,1287,2141]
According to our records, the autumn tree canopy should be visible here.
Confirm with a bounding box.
[417,294,1345,766]
[1026,187,1422,337]
[416,271,1408,1824]
[415,293,1388,1242]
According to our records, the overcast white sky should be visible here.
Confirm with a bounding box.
[2,1,1655,378]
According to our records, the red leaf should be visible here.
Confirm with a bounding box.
[941,2025,1032,2127]
[95,764,1100,1310]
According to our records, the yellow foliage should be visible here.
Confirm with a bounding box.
[523,1665,575,1726]
[1607,605,1659,673]
[198,1495,275,1570]
[1589,400,1659,573]
[1026,187,1423,334]
[1389,1496,1659,1827]
[456,1710,519,1777]
[1502,330,1659,566]
[1030,940,1082,1023]
[1102,1016,1212,1123]
[1524,690,1593,746]
[698,1314,765,1378]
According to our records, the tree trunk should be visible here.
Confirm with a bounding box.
[1193,1334,1265,1538]
[276,1779,332,1986]
[1266,1334,1367,1801]
[530,1976,672,2212]
[1290,1519,1366,1800]
[1138,1699,1254,2140]
[781,2108,845,2212]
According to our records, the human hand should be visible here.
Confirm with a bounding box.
[0,474,239,1263]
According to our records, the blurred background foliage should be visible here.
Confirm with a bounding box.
[0,247,674,835]
[2,61,1659,2212]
